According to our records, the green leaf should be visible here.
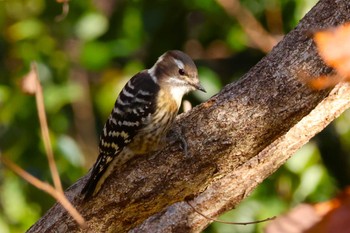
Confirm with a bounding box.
[7,18,44,41]
[80,41,112,70]
[57,135,84,166]
[75,12,109,41]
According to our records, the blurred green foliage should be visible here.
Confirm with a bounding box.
[1,0,349,232]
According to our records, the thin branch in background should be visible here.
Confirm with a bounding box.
[1,157,86,228]
[264,0,284,35]
[216,0,280,53]
[28,62,63,193]
[55,0,70,21]
[18,62,86,227]
[70,68,98,168]
[186,200,276,225]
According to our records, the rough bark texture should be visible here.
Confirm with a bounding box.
[27,0,350,232]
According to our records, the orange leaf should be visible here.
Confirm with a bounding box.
[314,23,350,79]
[307,75,343,90]
[266,187,350,233]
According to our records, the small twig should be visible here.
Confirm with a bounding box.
[186,200,276,225]
[1,157,86,228]
[19,62,86,227]
[31,62,63,193]
[55,0,70,21]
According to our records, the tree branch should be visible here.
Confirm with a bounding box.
[27,0,350,232]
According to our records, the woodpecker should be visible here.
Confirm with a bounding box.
[81,50,206,199]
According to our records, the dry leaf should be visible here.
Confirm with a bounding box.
[304,23,350,89]
[21,63,38,95]
[307,74,343,90]
[265,187,350,233]
[314,23,350,78]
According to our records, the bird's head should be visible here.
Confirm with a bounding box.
[149,50,206,97]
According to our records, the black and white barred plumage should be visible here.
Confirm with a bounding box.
[81,50,205,199]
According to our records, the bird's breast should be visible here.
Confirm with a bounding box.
[127,89,179,154]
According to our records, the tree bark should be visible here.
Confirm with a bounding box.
[27,0,350,232]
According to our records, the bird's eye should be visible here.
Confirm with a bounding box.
[178,69,186,75]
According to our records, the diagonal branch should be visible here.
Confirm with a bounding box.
[151,82,350,232]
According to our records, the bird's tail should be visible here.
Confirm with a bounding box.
[81,156,110,200]
[81,150,133,200]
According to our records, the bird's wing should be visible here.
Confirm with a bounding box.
[81,71,159,199]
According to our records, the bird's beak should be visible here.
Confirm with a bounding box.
[194,82,206,93]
